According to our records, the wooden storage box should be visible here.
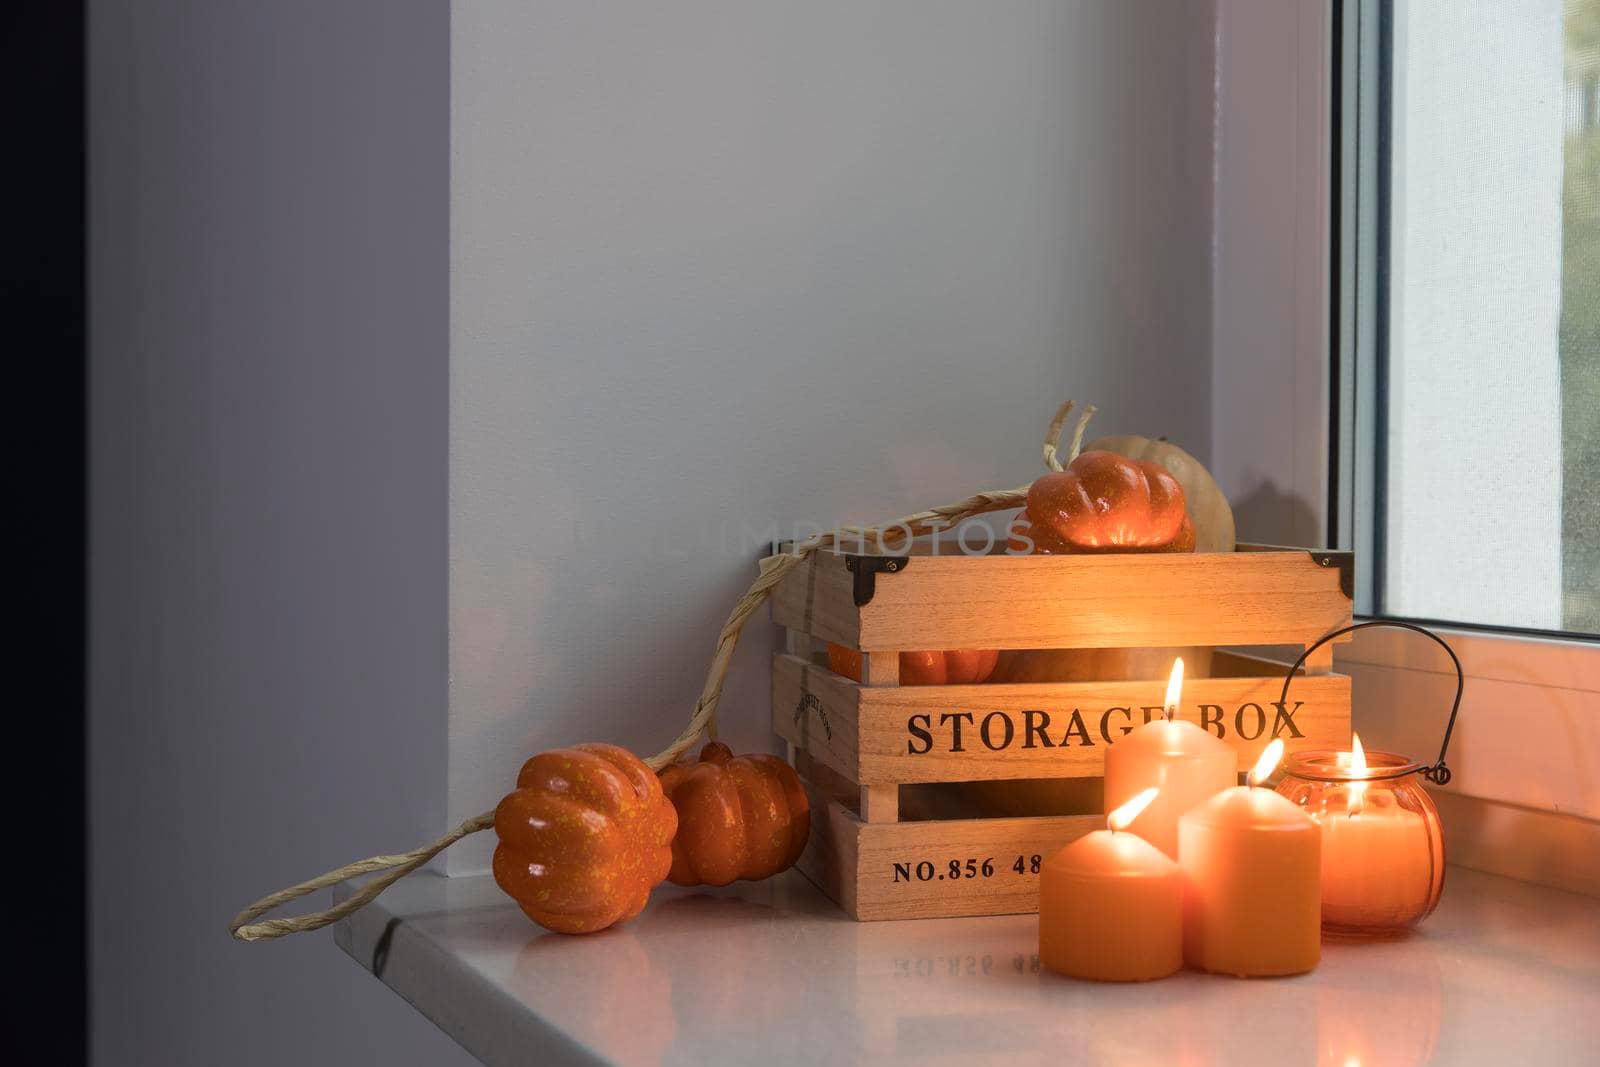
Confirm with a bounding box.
[767,542,1354,921]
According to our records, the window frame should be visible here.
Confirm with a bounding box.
[1326,0,1598,828]
[1331,0,1600,647]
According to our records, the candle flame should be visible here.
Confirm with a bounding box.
[1163,657,1184,720]
[1348,732,1368,815]
[1248,738,1285,787]
[1108,787,1159,832]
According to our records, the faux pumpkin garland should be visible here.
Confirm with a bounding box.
[493,744,677,933]
[230,398,1220,941]
[657,742,810,887]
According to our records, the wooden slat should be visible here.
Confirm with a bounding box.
[854,673,1351,784]
[861,650,899,686]
[784,628,811,659]
[780,623,818,775]
[776,652,1350,785]
[1302,642,1336,674]
[794,781,861,918]
[772,653,860,782]
[768,551,859,648]
[796,799,1102,921]
[859,552,1351,650]
[857,650,900,821]
[860,785,898,824]
[767,548,1354,652]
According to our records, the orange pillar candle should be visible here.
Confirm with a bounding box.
[1179,739,1321,977]
[1039,788,1183,982]
[1104,658,1236,858]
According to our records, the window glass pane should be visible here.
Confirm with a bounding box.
[1563,0,1600,631]
[1383,0,1598,634]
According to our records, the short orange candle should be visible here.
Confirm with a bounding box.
[1104,658,1236,858]
[1039,788,1183,982]
[1179,740,1321,977]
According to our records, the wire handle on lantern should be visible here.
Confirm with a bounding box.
[1279,619,1464,786]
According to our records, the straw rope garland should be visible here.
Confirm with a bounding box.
[229,400,1082,942]
[1040,399,1097,473]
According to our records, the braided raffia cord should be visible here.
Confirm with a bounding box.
[637,482,1037,775]
[230,400,1082,941]
[1040,399,1097,473]
[229,813,495,942]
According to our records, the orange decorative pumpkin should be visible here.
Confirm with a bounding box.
[657,742,810,887]
[493,742,677,934]
[825,644,1000,685]
[1085,434,1235,553]
[1011,450,1193,554]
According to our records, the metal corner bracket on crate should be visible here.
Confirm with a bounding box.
[766,543,1356,922]
[1313,552,1354,599]
[1240,543,1354,600]
[843,553,910,607]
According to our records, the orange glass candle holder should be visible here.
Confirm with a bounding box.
[1277,749,1445,934]
[1273,619,1466,935]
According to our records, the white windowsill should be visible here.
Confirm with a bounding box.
[1338,624,1600,691]
[1336,624,1600,839]
[335,866,1599,1067]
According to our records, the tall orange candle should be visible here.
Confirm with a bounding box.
[1039,788,1183,982]
[1104,658,1236,858]
[1179,739,1321,977]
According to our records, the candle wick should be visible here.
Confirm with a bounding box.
[1164,705,1175,722]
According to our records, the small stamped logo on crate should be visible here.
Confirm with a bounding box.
[793,690,832,740]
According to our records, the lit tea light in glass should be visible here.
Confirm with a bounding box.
[1346,734,1369,812]
[1278,734,1446,934]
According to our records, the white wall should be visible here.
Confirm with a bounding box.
[90,1,1231,1056]
[446,0,1221,873]
[1211,0,1332,548]
[89,3,472,1065]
